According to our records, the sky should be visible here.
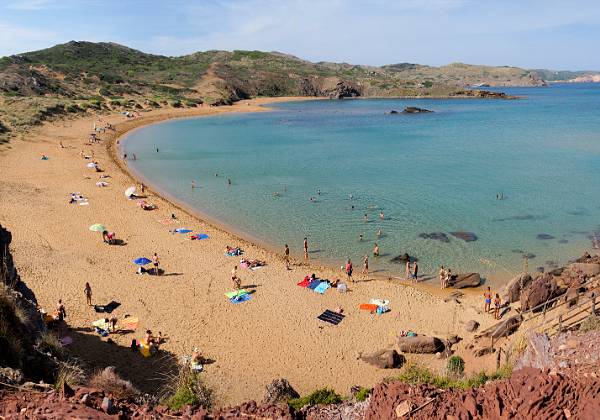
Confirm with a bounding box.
[1,0,600,70]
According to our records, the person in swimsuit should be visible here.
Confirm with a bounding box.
[231,266,241,290]
[376,229,381,238]
[373,243,380,257]
[55,299,67,322]
[363,255,369,275]
[84,282,92,306]
[439,266,446,289]
[484,286,492,313]
[379,212,384,220]
[405,260,411,280]
[363,213,368,223]
[345,259,353,282]
[191,180,195,189]
[284,244,290,270]
[152,253,160,276]
[303,238,308,259]
[412,261,419,282]
[493,294,501,319]
[359,234,363,241]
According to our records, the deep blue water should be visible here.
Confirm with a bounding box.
[122,84,600,283]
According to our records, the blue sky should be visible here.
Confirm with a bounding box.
[1,0,600,70]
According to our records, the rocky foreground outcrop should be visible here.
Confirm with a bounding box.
[365,367,600,419]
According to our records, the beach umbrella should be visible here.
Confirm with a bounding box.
[89,224,106,232]
[174,228,193,234]
[124,186,136,197]
[133,257,152,265]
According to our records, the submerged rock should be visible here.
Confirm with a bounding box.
[389,110,399,114]
[537,234,555,240]
[418,232,450,243]
[390,253,417,263]
[450,231,478,242]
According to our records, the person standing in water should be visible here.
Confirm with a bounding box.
[484,287,492,313]
[84,282,92,306]
[373,243,380,257]
[227,178,232,186]
[376,229,382,238]
[303,238,309,259]
[363,255,369,275]
[363,213,368,223]
[191,180,196,189]
[379,211,384,220]
[284,244,290,270]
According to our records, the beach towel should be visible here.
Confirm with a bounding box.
[369,299,390,307]
[120,316,139,330]
[230,293,252,304]
[157,218,176,225]
[191,233,209,240]
[79,202,89,206]
[317,310,345,325]
[94,326,109,337]
[297,277,311,288]
[359,303,379,312]
[224,290,249,298]
[314,282,330,294]
[92,318,110,330]
[307,280,322,290]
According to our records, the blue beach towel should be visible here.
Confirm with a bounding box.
[314,282,330,294]
[230,294,252,304]
[307,280,321,290]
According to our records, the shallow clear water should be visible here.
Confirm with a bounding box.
[122,84,600,283]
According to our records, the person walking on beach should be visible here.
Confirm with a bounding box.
[284,244,290,270]
[439,266,446,289]
[405,260,411,280]
[363,255,369,276]
[412,261,419,282]
[445,268,452,288]
[55,299,67,322]
[493,294,501,319]
[345,259,354,282]
[152,252,160,276]
[484,286,492,313]
[84,282,92,306]
[373,243,379,257]
[231,265,241,290]
[303,238,309,260]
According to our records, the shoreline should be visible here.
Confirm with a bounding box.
[1,95,584,406]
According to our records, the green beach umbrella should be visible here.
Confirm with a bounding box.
[89,224,106,232]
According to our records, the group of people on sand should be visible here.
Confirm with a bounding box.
[405,260,419,281]
[484,286,502,319]
[439,266,453,289]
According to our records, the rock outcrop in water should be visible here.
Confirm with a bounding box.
[450,231,478,242]
[402,106,433,114]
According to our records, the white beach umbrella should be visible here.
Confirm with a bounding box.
[124,186,136,197]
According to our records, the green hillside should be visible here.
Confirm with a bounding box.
[0,41,540,139]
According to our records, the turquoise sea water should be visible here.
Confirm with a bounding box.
[122,84,600,283]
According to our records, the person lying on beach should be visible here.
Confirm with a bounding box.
[225,246,243,256]
[240,258,266,268]
[136,266,148,275]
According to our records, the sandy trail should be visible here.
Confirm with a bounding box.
[0,98,495,406]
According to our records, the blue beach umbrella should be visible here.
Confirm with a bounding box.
[133,257,152,265]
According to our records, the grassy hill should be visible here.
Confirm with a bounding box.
[0,41,543,139]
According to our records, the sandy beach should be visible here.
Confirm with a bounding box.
[0,98,496,406]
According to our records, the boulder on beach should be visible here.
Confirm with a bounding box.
[360,349,406,369]
[488,315,522,339]
[263,378,299,404]
[397,336,444,354]
[520,273,562,311]
[402,106,433,114]
[450,231,478,242]
[449,273,481,289]
[418,232,450,243]
[567,262,600,278]
[465,320,480,332]
[502,272,533,303]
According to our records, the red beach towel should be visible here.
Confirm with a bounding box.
[297,277,311,288]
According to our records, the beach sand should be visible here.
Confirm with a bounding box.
[0,98,496,406]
